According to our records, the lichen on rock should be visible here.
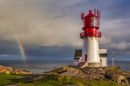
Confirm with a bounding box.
[0,65,32,75]
[46,65,130,86]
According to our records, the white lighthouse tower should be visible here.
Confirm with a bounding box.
[80,9,102,67]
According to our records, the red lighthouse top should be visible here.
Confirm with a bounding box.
[80,9,101,38]
[81,9,100,29]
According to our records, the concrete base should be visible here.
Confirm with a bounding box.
[81,62,88,68]
[88,63,100,67]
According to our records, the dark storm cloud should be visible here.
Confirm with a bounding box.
[26,45,74,57]
[0,40,19,55]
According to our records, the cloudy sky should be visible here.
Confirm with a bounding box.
[0,0,130,60]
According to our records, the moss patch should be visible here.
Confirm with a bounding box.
[0,74,24,85]
[18,74,126,86]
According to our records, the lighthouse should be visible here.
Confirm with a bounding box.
[74,9,107,67]
[80,9,102,67]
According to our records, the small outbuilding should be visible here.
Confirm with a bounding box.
[74,48,108,67]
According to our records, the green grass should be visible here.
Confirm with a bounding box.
[18,74,127,86]
[0,74,127,86]
[0,74,25,86]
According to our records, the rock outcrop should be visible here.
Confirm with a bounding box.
[0,65,32,75]
[46,66,130,86]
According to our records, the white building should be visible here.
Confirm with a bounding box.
[99,49,108,67]
[74,48,108,67]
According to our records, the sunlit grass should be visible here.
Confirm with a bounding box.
[0,74,127,86]
[19,74,126,86]
[0,74,24,85]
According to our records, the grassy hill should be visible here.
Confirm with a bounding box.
[0,66,129,86]
[0,74,24,85]
[0,73,127,86]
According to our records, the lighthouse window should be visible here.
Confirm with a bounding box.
[100,53,107,57]
[92,17,97,27]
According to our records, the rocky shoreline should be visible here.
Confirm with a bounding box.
[0,65,32,75]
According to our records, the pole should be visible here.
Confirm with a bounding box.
[112,51,115,66]
[112,56,114,66]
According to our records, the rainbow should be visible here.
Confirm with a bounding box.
[10,28,27,62]
[15,36,27,62]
